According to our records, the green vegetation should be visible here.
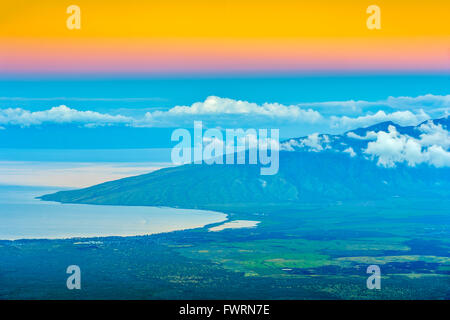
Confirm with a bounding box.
[40,151,450,208]
[6,121,450,299]
[1,198,449,299]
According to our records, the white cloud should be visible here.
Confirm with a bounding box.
[146,94,448,128]
[280,133,330,152]
[0,105,131,127]
[346,131,378,140]
[280,139,301,151]
[364,125,450,168]
[383,94,450,110]
[167,96,320,118]
[426,145,450,167]
[332,109,430,131]
[343,147,356,157]
[417,121,450,149]
[142,96,323,126]
[296,94,450,116]
[202,131,280,153]
[300,133,325,151]
[0,95,448,132]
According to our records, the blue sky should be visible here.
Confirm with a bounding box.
[0,74,449,187]
[0,74,449,144]
[1,74,449,111]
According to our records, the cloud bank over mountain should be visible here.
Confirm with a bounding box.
[281,119,450,168]
[364,123,450,168]
[1,94,448,132]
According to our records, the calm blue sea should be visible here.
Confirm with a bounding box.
[0,185,226,240]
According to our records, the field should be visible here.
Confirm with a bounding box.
[0,198,449,299]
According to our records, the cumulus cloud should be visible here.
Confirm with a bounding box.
[304,133,331,151]
[325,94,449,130]
[280,139,300,151]
[165,96,321,118]
[0,94,448,132]
[300,133,324,151]
[202,130,280,152]
[426,145,450,167]
[416,121,450,149]
[280,116,450,169]
[343,147,356,157]
[0,105,131,127]
[280,133,331,152]
[145,95,448,128]
[346,131,378,140]
[364,125,450,168]
[142,96,323,126]
[332,109,431,130]
[296,94,450,117]
[383,94,450,110]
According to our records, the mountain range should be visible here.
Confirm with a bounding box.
[40,117,450,209]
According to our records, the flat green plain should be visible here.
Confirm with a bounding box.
[1,198,449,299]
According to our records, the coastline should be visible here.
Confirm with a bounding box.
[0,186,229,241]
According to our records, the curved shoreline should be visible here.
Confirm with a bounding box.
[0,187,230,241]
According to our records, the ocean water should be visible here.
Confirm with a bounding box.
[0,148,174,188]
[209,220,260,232]
[0,186,227,240]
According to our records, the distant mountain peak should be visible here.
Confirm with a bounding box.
[281,117,450,169]
[347,120,399,136]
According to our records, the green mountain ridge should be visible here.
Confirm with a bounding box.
[40,118,450,210]
[40,151,450,210]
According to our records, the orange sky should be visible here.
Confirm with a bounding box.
[0,0,449,73]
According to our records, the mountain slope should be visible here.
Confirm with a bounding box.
[40,151,450,209]
[40,117,450,209]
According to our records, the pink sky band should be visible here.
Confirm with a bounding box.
[1,37,449,73]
